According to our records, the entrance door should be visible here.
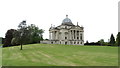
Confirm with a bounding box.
[65,42,67,45]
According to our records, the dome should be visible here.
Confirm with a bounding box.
[62,15,74,26]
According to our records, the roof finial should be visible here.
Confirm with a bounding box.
[51,24,52,27]
[77,22,78,26]
[66,15,68,18]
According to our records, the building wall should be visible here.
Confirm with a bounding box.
[48,25,84,45]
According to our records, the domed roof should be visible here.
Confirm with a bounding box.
[62,15,74,26]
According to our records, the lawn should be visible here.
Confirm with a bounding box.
[0,45,1,67]
[2,44,118,66]
[0,44,2,46]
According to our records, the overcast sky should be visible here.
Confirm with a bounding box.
[0,0,119,42]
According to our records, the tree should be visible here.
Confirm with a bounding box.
[12,20,44,49]
[109,34,115,46]
[3,29,16,47]
[0,37,2,44]
[19,20,29,50]
[27,24,44,43]
[116,32,120,46]
[98,39,104,46]
[11,38,17,45]
[5,20,44,48]
[11,30,21,45]
[14,20,29,50]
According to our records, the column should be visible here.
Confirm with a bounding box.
[75,30,77,40]
[51,32,52,40]
[57,31,59,40]
[79,31,80,40]
[73,30,75,40]
[55,31,56,40]
[72,30,74,40]
[73,30,74,40]
[71,30,73,40]
[69,30,70,40]
[74,30,75,40]
[80,33,82,41]
[82,31,84,41]
[49,32,51,40]
[61,31,63,40]
[54,31,56,40]
[56,31,58,40]
[52,31,54,40]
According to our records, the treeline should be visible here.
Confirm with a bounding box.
[3,20,44,47]
[85,33,120,46]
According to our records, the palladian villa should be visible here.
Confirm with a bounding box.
[41,15,84,45]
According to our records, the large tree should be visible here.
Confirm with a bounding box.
[116,32,120,46]
[109,34,115,46]
[4,29,16,47]
[12,21,44,49]
[98,39,104,46]
[19,20,30,50]
[27,24,44,43]
[12,20,29,50]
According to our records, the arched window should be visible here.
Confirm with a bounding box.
[65,32,68,35]
[65,37,67,39]
[65,42,67,45]
[77,31,79,35]
[65,26,67,29]
[81,42,82,44]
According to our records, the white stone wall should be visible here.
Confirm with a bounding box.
[40,40,50,44]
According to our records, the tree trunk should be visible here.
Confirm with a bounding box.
[20,37,22,50]
[20,43,22,50]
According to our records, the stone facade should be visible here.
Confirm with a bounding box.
[48,15,84,45]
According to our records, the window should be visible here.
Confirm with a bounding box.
[65,42,67,45]
[74,30,75,39]
[80,34,82,40]
[65,26,67,29]
[77,37,79,39]
[77,31,79,35]
[80,36,82,40]
[65,37,67,39]
[81,42,82,44]
[51,42,53,44]
[65,32,68,35]
[59,32,61,34]
[77,42,79,44]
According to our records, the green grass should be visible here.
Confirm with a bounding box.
[2,44,118,66]
[0,49,1,68]
[0,44,2,46]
